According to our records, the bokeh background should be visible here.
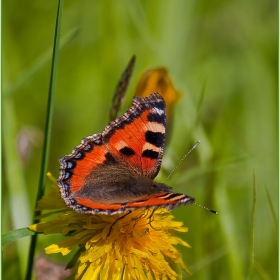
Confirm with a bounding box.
[3,1,277,279]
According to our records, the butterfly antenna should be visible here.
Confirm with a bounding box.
[194,202,218,214]
[165,140,201,182]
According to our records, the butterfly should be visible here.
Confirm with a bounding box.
[57,93,195,215]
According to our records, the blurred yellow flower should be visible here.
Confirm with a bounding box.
[135,68,181,119]
[29,173,191,279]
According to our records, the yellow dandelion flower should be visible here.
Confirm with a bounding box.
[29,173,192,279]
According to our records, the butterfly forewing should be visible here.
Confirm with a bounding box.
[102,93,166,179]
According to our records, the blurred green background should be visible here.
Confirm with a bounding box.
[3,0,277,279]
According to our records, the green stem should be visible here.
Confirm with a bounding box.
[25,0,63,279]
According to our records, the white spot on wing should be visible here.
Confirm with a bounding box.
[142,142,160,152]
[153,108,165,115]
[144,123,165,134]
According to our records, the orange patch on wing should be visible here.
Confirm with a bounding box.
[68,175,86,193]
[69,145,108,193]
[106,109,159,175]
[75,198,123,211]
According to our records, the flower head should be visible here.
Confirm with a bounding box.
[29,173,191,279]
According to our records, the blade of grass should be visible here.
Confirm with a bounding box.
[264,186,278,237]
[254,261,272,280]
[2,100,31,278]
[214,180,244,279]
[249,168,257,279]
[125,0,158,52]
[2,228,36,247]
[3,27,79,97]
[25,0,64,279]
[0,0,2,274]
[188,246,228,273]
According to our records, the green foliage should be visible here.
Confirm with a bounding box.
[3,0,277,279]
[2,228,35,247]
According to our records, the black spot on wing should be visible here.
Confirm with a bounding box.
[142,150,159,159]
[147,113,165,124]
[104,153,117,164]
[145,131,164,148]
[153,101,165,110]
[119,147,135,157]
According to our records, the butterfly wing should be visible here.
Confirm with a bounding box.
[125,192,195,211]
[58,132,143,214]
[58,93,168,214]
[103,92,166,179]
[57,133,113,211]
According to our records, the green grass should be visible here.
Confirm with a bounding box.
[2,0,277,279]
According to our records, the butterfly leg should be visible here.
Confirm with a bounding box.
[147,208,165,231]
[148,208,156,222]
[147,208,159,230]
[107,210,132,237]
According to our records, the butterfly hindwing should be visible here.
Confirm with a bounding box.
[126,192,194,210]
[58,133,109,207]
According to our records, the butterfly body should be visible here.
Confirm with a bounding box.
[58,93,194,215]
